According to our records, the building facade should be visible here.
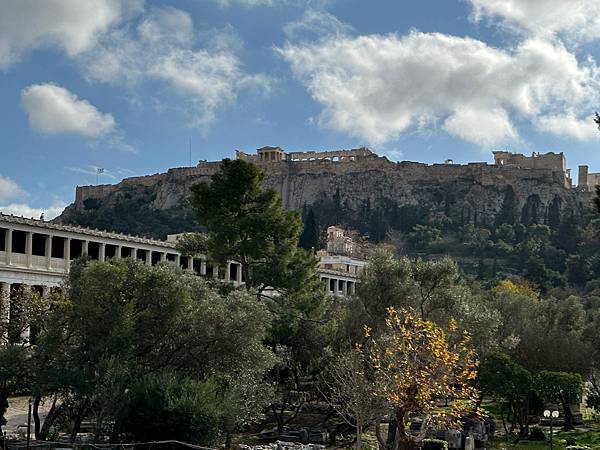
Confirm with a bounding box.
[0,214,359,343]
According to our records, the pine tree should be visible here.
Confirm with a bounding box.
[495,185,519,227]
[299,209,319,251]
[188,158,320,293]
[548,196,561,230]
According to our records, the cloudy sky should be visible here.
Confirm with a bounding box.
[2,0,600,218]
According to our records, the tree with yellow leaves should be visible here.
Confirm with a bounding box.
[493,279,539,300]
[360,307,480,450]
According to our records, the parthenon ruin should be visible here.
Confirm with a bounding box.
[236,146,375,163]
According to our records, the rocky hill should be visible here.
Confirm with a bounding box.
[56,147,594,240]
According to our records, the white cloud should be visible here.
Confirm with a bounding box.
[535,113,598,141]
[444,107,519,148]
[80,7,271,128]
[137,7,193,45]
[217,0,275,6]
[468,0,600,43]
[284,9,353,40]
[0,0,143,69]
[278,31,600,146]
[0,202,66,220]
[0,176,25,202]
[21,83,116,138]
[0,177,66,220]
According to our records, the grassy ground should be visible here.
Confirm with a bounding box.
[490,427,600,450]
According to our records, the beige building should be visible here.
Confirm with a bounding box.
[325,225,367,258]
[317,252,364,296]
[314,225,368,296]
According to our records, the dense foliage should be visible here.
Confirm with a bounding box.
[5,158,600,447]
[306,187,600,293]
[1,259,276,445]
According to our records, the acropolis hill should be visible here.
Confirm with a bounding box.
[57,147,598,238]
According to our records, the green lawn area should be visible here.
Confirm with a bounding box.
[490,428,600,450]
[480,399,600,450]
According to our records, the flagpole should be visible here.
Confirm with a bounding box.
[97,168,104,185]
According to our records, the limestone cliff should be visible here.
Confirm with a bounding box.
[56,150,594,239]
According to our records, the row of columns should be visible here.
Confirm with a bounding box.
[321,277,357,296]
[259,150,284,162]
[2,228,247,286]
[0,282,52,345]
[1,228,182,271]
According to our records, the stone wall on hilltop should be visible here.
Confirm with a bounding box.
[56,151,595,238]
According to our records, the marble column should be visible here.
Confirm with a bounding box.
[5,228,12,265]
[116,245,122,258]
[225,263,231,282]
[26,232,33,267]
[82,240,89,256]
[236,264,243,285]
[0,282,10,343]
[46,235,53,269]
[200,259,206,275]
[131,248,137,260]
[160,252,166,262]
[99,243,106,262]
[174,254,180,267]
[64,238,71,270]
[145,250,152,265]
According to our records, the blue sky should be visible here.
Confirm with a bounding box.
[1,0,600,218]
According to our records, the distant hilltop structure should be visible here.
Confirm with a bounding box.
[236,146,375,163]
[236,146,595,191]
[58,146,598,239]
[491,149,600,192]
[578,165,600,192]
[492,150,572,187]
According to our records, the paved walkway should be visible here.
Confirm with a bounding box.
[4,397,51,438]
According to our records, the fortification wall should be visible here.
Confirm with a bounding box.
[60,151,593,233]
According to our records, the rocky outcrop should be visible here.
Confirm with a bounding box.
[56,151,595,237]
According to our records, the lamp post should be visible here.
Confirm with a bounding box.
[26,398,32,450]
[544,409,559,450]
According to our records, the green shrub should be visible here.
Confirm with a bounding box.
[422,438,449,450]
[115,371,222,445]
[528,426,546,441]
[566,446,591,450]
